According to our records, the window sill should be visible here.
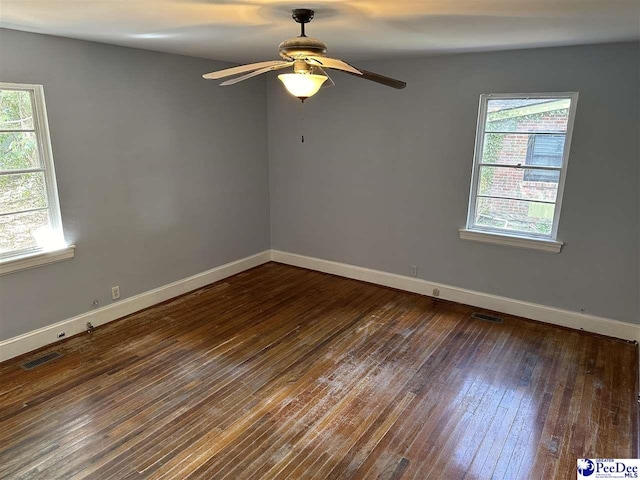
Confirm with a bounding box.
[459,229,563,253]
[0,245,75,276]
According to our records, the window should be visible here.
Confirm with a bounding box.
[524,134,564,182]
[461,93,578,252]
[0,83,72,273]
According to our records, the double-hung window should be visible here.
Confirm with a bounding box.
[0,82,72,274]
[461,93,578,253]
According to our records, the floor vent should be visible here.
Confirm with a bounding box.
[471,312,504,324]
[20,352,63,370]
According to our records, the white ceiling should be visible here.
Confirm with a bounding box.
[1,0,638,63]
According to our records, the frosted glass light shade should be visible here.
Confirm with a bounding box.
[278,73,327,100]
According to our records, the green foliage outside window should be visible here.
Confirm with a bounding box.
[0,88,50,253]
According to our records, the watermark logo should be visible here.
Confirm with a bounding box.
[577,459,640,479]
[577,459,595,476]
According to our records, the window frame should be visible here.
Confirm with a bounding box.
[464,92,579,247]
[0,82,67,264]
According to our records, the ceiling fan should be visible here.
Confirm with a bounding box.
[202,8,406,102]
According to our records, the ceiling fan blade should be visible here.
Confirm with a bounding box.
[220,62,294,86]
[306,56,361,75]
[316,67,335,88]
[343,68,407,89]
[203,60,289,80]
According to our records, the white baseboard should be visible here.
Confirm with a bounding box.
[3,248,638,364]
[271,250,640,344]
[0,250,271,363]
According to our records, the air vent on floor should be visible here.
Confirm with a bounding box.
[471,312,503,324]
[20,352,63,370]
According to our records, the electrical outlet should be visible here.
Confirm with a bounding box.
[410,265,418,277]
[57,332,66,339]
[432,288,440,297]
[111,286,120,300]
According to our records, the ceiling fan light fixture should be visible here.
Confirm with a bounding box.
[203,8,406,94]
[278,73,327,101]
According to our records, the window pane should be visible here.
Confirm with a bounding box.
[0,209,50,253]
[475,197,554,235]
[0,172,47,214]
[0,132,40,170]
[525,134,565,174]
[481,133,565,167]
[0,90,34,130]
[479,166,559,202]
[485,98,571,133]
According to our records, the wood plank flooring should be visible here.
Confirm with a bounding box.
[0,262,637,479]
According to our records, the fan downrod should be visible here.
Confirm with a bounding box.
[292,8,314,36]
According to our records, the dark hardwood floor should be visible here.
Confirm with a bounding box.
[0,262,637,479]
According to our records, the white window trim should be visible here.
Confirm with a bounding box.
[458,228,562,253]
[0,82,74,272]
[461,92,579,253]
[0,244,75,276]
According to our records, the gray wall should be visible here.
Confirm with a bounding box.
[268,42,640,325]
[0,29,270,340]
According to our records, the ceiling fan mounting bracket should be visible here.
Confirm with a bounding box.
[292,9,314,25]
[292,9,314,37]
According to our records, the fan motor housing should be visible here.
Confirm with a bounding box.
[278,37,327,59]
